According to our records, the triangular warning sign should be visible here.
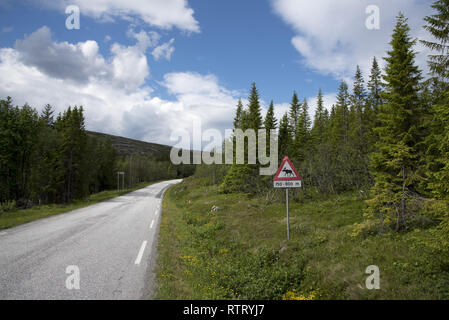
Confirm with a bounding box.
[273,156,302,181]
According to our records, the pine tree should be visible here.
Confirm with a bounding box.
[333,81,350,146]
[367,13,422,231]
[327,81,352,190]
[421,0,449,81]
[349,66,370,189]
[294,98,311,162]
[288,91,301,138]
[246,82,263,131]
[421,0,449,198]
[55,106,88,202]
[264,100,277,131]
[263,100,278,160]
[41,104,54,127]
[367,57,383,112]
[233,99,243,130]
[310,90,332,193]
[311,89,328,146]
[278,112,291,159]
[219,83,263,194]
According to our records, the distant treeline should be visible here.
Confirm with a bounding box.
[0,99,194,208]
[197,6,449,240]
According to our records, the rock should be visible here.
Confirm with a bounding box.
[211,205,221,212]
[279,246,287,253]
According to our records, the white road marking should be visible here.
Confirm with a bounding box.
[0,231,7,236]
[134,241,147,265]
[150,220,155,229]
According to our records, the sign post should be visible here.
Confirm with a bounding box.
[273,156,302,240]
[117,172,125,191]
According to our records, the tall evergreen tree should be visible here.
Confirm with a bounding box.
[288,91,301,138]
[311,89,328,146]
[233,99,243,130]
[368,13,422,231]
[55,106,88,202]
[293,98,311,162]
[367,57,383,112]
[349,66,370,189]
[40,104,55,127]
[421,0,449,198]
[278,112,291,159]
[264,100,277,131]
[220,83,263,194]
[264,100,278,157]
[332,81,351,146]
[246,82,263,131]
[421,0,449,81]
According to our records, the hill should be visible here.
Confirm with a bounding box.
[87,131,173,160]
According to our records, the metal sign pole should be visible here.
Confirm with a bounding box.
[286,188,290,241]
[274,157,301,241]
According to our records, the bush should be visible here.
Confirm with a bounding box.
[0,200,16,214]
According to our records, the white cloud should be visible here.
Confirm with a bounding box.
[0,28,239,150]
[110,43,149,90]
[162,72,238,130]
[271,0,434,81]
[39,0,200,32]
[127,28,161,51]
[152,39,175,61]
[13,26,153,93]
[14,26,110,84]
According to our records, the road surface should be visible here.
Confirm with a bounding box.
[0,179,182,300]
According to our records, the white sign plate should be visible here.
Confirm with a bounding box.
[274,180,302,188]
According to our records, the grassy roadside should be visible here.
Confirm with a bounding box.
[0,181,163,230]
[155,177,449,300]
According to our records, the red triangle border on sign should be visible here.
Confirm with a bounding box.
[273,156,302,181]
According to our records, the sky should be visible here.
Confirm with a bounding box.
[0,0,435,149]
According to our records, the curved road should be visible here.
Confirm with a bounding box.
[0,179,182,300]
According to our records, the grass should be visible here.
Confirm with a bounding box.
[0,181,162,230]
[155,177,449,300]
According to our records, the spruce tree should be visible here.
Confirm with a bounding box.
[264,100,277,131]
[264,100,278,158]
[220,83,263,194]
[311,89,328,146]
[41,104,54,127]
[233,99,243,130]
[367,57,383,112]
[278,112,291,159]
[288,91,301,138]
[333,81,350,146]
[349,66,370,189]
[294,98,311,162]
[246,82,263,131]
[421,0,449,197]
[421,0,449,81]
[367,13,422,231]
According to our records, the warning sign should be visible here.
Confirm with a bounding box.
[273,156,302,188]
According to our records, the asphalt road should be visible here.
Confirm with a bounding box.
[0,179,182,300]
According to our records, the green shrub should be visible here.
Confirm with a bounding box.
[0,200,16,214]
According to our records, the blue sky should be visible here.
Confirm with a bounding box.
[0,0,434,148]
